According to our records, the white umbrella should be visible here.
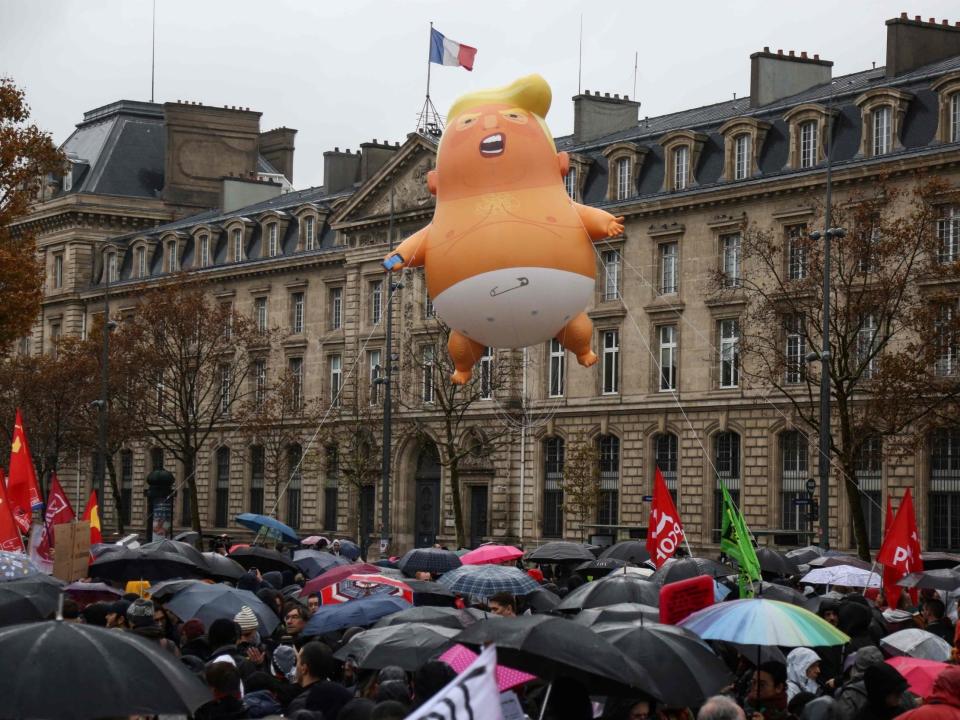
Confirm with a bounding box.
[800,565,881,588]
[880,628,953,661]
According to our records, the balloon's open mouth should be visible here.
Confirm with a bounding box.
[480,133,504,156]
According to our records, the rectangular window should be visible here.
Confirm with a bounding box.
[370,280,383,325]
[329,287,343,330]
[543,438,564,538]
[120,449,133,526]
[268,223,279,257]
[80,312,86,341]
[324,445,339,531]
[930,428,960,550]
[423,272,435,318]
[598,436,620,526]
[952,94,960,144]
[602,329,620,395]
[719,318,740,389]
[369,349,382,405]
[199,234,209,267]
[254,297,268,334]
[166,244,178,273]
[151,447,164,471]
[289,357,303,409]
[784,314,805,384]
[304,216,316,250]
[108,252,118,282]
[659,242,678,294]
[800,120,818,168]
[49,322,60,358]
[286,446,302,530]
[215,448,230,528]
[780,431,808,530]
[872,106,892,156]
[602,249,621,301]
[855,436,883,549]
[422,345,435,404]
[673,145,689,190]
[155,374,165,415]
[857,314,878,380]
[249,445,264,515]
[658,325,678,392]
[233,228,244,262]
[222,302,233,340]
[548,339,565,398]
[291,292,304,333]
[219,364,231,414]
[565,165,578,200]
[858,225,880,274]
[53,253,63,289]
[616,157,631,201]
[936,302,958,377]
[721,233,741,288]
[787,225,807,280]
[329,354,342,407]
[479,347,494,400]
[254,359,266,407]
[137,247,146,278]
[734,133,751,180]
[713,432,740,542]
[938,207,960,264]
[655,433,679,508]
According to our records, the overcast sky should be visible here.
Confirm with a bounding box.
[2,0,957,189]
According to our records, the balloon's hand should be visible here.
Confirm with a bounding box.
[383,253,405,271]
[607,216,625,237]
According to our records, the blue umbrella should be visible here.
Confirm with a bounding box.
[398,548,462,577]
[235,513,299,544]
[438,565,539,600]
[0,551,43,581]
[293,550,349,579]
[302,595,411,636]
[332,540,361,561]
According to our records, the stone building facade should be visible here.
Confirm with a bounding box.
[16,14,960,553]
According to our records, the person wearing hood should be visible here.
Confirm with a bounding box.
[835,647,917,720]
[786,648,821,701]
[854,664,909,720]
[838,602,876,652]
[898,666,960,719]
[181,618,212,661]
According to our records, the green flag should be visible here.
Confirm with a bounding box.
[719,482,762,597]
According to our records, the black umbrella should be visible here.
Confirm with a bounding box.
[785,546,827,564]
[755,548,800,576]
[164,583,280,636]
[920,552,960,570]
[524,586,561,613]
[88,546,207,582]
[650,557,734,585]
[806,554,871,570]
[752,581,810,607]
[398,548,462,577]
[148,578,207,603]
[526,541,596,563]
[592,621,733,706]
[555,573,660,612]
[141,538,208,568]
[293,549,348,579]
[572,603,661,627]
[373,606,488,630]
[599,541,651,565]
[457,615,660,696]
[575,558,628,578]
[898,569,960,591]
[333,622,459,671]
[0,575,63,626]
[406,579,456,607]
[228,546,298,575]
[200,552,246,581]
[0,620,211,718]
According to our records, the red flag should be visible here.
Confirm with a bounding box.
[7,409,42,532]
[646,467,686,568]
[36,473,75,562]
[81,490,102,545]
[879,489,923,610]
[0,468,25,552]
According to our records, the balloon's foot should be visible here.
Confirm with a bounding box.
[577,351,598,367]
[451,370,473,385]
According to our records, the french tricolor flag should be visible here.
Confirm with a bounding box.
[429,28,477,71]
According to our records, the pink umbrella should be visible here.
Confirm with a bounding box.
[440,643,537,691]
[461,545,523,566]
[886,657,952,698]
[301,536,330,547]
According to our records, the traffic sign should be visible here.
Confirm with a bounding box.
[793,498,812,506]
[642,495,653,502]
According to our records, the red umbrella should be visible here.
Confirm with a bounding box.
[300,563,379,597]
[886,657,951,698]
[460,545,523,566]
[320,574,414,605]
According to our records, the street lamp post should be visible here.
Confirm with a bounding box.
[379,189,396,556]
[96,267,113,520]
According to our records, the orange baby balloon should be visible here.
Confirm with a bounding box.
[385,74,624,384]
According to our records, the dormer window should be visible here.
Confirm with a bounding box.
[855,88,912,158]
[931,71,960,144]
[601,142,647,202]
[232,228,244,262]
[166,242,179,273]
[733,134,750,180]
[564,165,577,199]
[107,251,118,283]
[953,93,960,142]
[784,103,833,169]
[136,246,146,278]
[198,234,209,267]
[658,130,707,192]
[616,158,632,200]
[564,152,591,202]
[304,216,316,250]
[267,223,279,257]
[257,213,289,258]
[799,121,817,168]
[719,117,770,182]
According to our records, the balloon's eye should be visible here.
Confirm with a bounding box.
[500,109,528,124]
[456,114,481,131]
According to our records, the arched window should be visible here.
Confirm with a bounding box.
[780,431,808,530]
[287,444,303,529]
[654,433,679,507]
[249,445,264,515]
[214,447,230,528]
[930,428,960,550]
[543,437,564,538]
[597,435,620,527]
[855,436,883,548]
[713,432,740,542]
[324,444,339,531]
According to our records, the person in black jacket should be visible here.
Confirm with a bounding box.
[921,598,955,643]
[285,641,353,720]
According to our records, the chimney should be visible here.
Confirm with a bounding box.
[359,139,400,183]
[885,14,960,77]
[572,91,641,143]
[162,103,262,210]
[258,127,297,184]
[749,49,833,107]
[323,148,362,194]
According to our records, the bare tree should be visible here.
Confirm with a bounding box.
[561,434,602,542]
[725,175,960,559]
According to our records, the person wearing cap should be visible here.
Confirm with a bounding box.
[180,618,211,661]
[235,605,269,671]
[105,599,131,629]
[126,598,179,656]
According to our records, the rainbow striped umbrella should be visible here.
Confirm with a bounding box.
[679,599,849,647]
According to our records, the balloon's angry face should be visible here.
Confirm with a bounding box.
[439,103,556,192]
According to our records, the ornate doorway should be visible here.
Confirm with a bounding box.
[414,443,441,547]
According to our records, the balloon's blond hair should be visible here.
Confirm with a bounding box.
[446,74,555,150]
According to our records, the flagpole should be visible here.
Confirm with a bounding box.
[426,21,433,102]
